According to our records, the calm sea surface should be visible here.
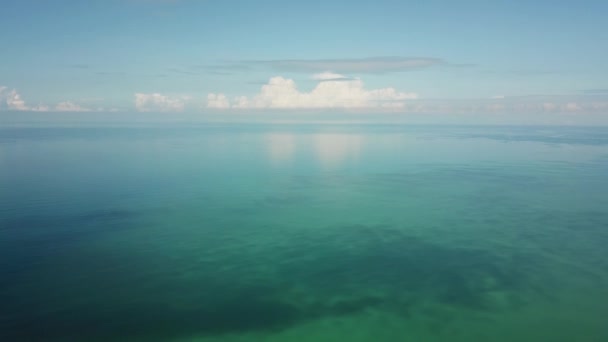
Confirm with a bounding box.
[1,122,608,341]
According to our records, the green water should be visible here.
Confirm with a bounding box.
[1,123,607,341]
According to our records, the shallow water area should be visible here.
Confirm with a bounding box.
[1,121,608,341]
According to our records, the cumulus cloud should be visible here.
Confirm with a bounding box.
[208,76,418,110]
[1,86,94,112]
[1,87,38,111]
[1,87,26,111]
[207,93,230,109]
[134,93,188,112]
[6,89,29,110]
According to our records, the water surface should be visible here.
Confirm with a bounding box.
[1,123,608,341]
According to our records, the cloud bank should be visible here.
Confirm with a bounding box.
[384,97,608,114]
[208,75,418,109]
[3,83,607,115]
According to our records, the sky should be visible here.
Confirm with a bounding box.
[1,0,607,120]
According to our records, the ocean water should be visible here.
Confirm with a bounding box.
[1,122,608,341]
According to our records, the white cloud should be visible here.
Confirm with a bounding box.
[134,93,188,112]
[208,76,418,109]
[6,89,29,111]
[207,93,230,109]
[486,103,505,111]
[562,102,582,112]
[32,105,50,112]
[55,101,91,112]
[312,72,349,81]
[590,102,608,110]
[1,86,94,112]
[542,102,557,111]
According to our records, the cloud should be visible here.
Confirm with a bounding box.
[590,102,608,110]
[505,94,608,113]
[32,105,50,112]
[541,102,557,111]
[582,89,608,94]
[312,72,351,81]
[191,56,468,76]
[1,87,28,110]
[203,57,453,75]
[207,93,230,109]
[392,96,608,114]
[247,57,446,74]
[167,67,202,76]
[1,86,96,112]
[55,101,91,112]
[134,93,188,112]
[6,89,29,111]
[563,102,582,112]
[208,76,418,109]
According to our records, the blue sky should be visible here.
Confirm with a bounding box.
[1,0,607,116]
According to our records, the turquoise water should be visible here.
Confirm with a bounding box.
[1,123,608,341]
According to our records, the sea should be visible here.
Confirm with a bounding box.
[1,114,607,341]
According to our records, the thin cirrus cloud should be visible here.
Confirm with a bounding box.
[208,74,418,109]
[204,56,455,75]
[261,57,446,73]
